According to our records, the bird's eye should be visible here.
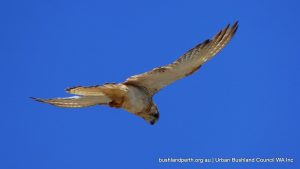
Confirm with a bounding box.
[153,113,159,118]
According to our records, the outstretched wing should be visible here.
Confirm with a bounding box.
[32,83,128,108]
[124,21,238,95]
[66,83,128,97]
[31,95,111,108]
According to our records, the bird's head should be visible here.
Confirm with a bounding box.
[139,102,160,125]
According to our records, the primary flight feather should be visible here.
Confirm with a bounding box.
[32,21,239,125]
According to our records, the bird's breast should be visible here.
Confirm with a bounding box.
[122,85,150,113]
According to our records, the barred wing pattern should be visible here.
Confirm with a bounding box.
[124,22,238,95]
[31,84,128,108]
[31,96,111,108]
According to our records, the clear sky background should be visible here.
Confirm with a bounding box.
[0,0,299,169]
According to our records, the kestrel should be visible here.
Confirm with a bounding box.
[32,21,239,125]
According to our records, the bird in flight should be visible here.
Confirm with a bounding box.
[32,21,238,125]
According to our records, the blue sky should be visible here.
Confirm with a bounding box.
[0,0,299,169]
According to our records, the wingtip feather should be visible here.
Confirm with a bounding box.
[30,97,45,103]
[65,86,81,92]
